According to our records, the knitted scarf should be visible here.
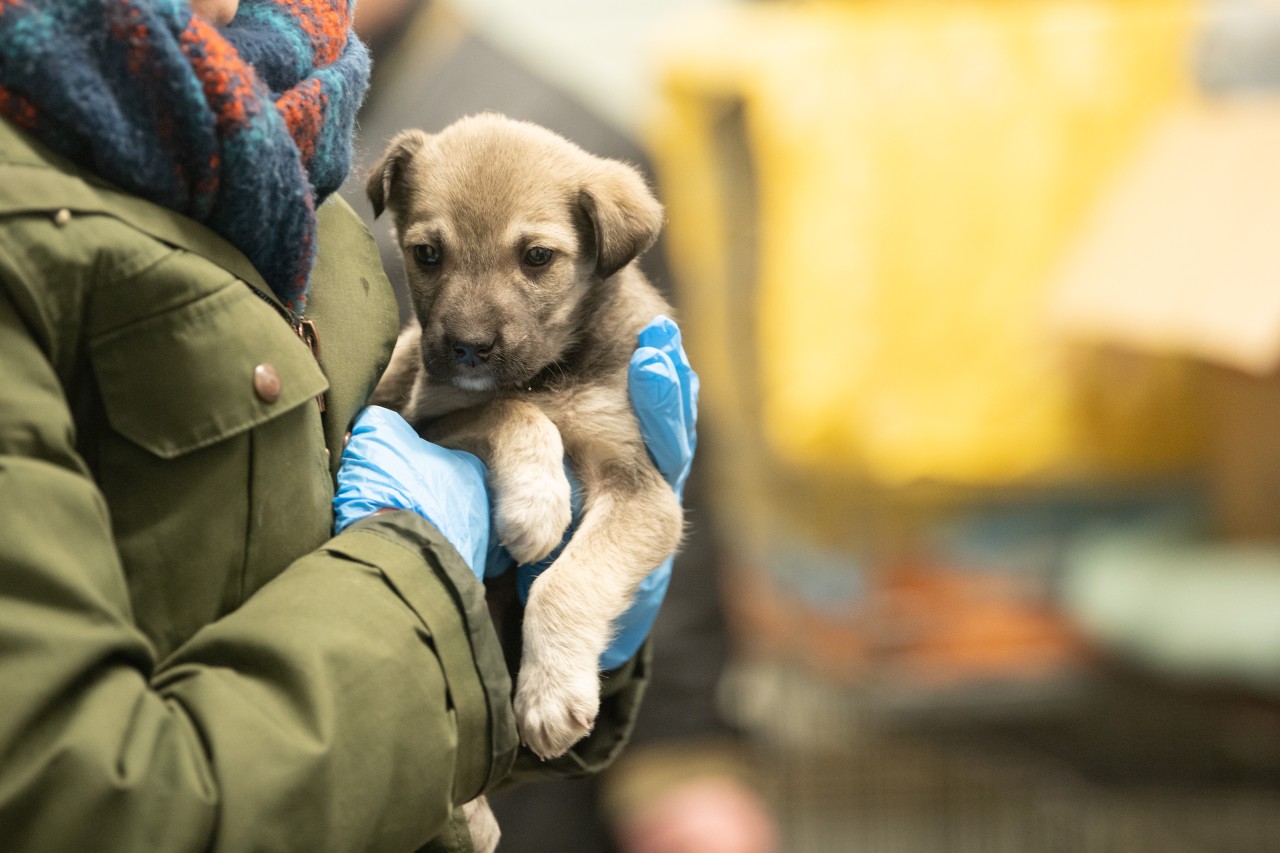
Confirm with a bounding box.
[0,0,369,316]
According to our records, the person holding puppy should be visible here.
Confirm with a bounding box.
[0,1,694,851]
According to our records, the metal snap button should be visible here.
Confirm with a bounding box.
[253,363,282,403]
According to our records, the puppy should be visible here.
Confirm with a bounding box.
[366,113,684,840]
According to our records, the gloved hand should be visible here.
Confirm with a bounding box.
[518,315,699,669]
[630,316,698,499]
[334,405,494,580]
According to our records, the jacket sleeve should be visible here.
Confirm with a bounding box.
[0,285,517,851]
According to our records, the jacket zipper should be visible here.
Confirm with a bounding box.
[295,318,327,413]
[246,285,327,413]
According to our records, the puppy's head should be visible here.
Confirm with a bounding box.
[367,114,663,392]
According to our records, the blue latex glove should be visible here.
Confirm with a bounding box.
[518,315,699,669]
[334,406,494,580]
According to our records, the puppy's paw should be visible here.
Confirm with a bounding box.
[461,796,501,853]
[494,463,572,565]
[514,659,600,760]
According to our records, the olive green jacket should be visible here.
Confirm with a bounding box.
[0,118,645,852]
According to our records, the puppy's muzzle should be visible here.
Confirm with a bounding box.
[433,335,503,391]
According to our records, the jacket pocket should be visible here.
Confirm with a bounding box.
[90,280,328,459]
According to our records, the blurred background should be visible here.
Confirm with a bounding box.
[347,1,1280,850]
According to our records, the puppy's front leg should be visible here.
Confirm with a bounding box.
[461,796,500,853]
[515,460,683,759]
[425,399,571,565]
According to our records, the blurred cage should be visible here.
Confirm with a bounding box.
[646,1,1280,850]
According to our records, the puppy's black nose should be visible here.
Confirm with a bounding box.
[452,340,494,368]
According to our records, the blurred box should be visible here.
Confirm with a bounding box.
[1050,97,1280,541]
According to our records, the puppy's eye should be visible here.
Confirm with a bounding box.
[524,246,553,267]
[413,244,441,266]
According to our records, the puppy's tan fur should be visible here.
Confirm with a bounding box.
[367,114,683,846]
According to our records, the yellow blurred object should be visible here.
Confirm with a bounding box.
[649,0,1203,489]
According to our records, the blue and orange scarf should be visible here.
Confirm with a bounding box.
[0,0,369,315]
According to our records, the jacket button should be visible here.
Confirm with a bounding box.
[253,363,282,403]
[54,208,71,227]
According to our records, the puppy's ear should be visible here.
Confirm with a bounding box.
[366,129,431,219]
[578,159,664,280]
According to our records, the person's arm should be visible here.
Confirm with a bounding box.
[0,282,514,850]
